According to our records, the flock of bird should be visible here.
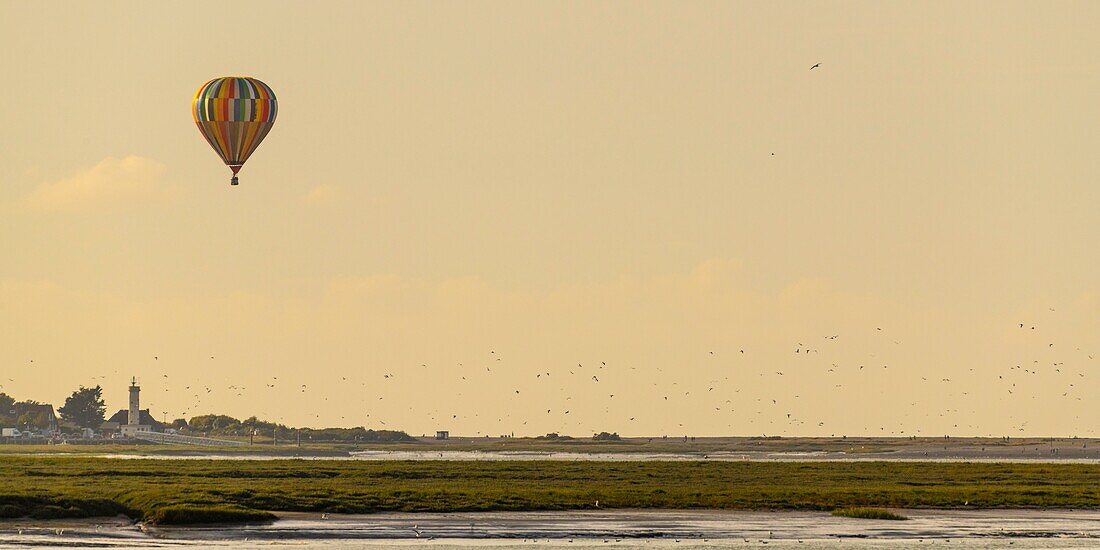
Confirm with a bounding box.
[2,66,1094,440]
[9,305,1091,439]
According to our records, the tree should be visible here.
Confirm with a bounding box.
[58,386,106,429]
[17,411,51,430]
[0,392,14,425]
[188,414,241,433]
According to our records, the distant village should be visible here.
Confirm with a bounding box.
[0,379,169,442]
[1,378,418,445]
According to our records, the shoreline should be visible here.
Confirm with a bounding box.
[2,436,1096,461]
[4,449,1100,464]
[3,509,1099,541]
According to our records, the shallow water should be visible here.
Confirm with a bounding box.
[345,450,1100,463]
[1,537,1099,549]
[2,510,1097,548]
[54,450,1100,463]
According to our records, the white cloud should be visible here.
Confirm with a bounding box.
[23,156,169,211]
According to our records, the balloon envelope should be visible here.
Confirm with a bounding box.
[192,77,277,183]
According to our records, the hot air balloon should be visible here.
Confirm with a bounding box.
[192,76,278,185]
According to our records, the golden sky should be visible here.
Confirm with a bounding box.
[1,1,1096,436]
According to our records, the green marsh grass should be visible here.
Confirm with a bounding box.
[832,507,908,520]
[0,457,1094,524]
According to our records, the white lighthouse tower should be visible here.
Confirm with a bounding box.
[128,377,140,425]
[121,377,150,437]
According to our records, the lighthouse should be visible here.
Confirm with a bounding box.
[128,378,141,425]
[120,377,151,437]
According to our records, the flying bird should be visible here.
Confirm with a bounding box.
[810,62,821,70]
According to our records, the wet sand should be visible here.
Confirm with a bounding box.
[3,509,1098,547]
[165,509,1100,540]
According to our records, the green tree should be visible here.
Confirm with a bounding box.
[0,392,14,425]
[17,411,51,430]
[58,386,106,429]
[188,414,241,433]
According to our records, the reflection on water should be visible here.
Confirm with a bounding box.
[2,510,1098,548]
[0,534,1099,549]
[79,450,1100,463]
[347,450,1100,463]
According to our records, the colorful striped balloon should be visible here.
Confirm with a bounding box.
[192,76,278,185]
